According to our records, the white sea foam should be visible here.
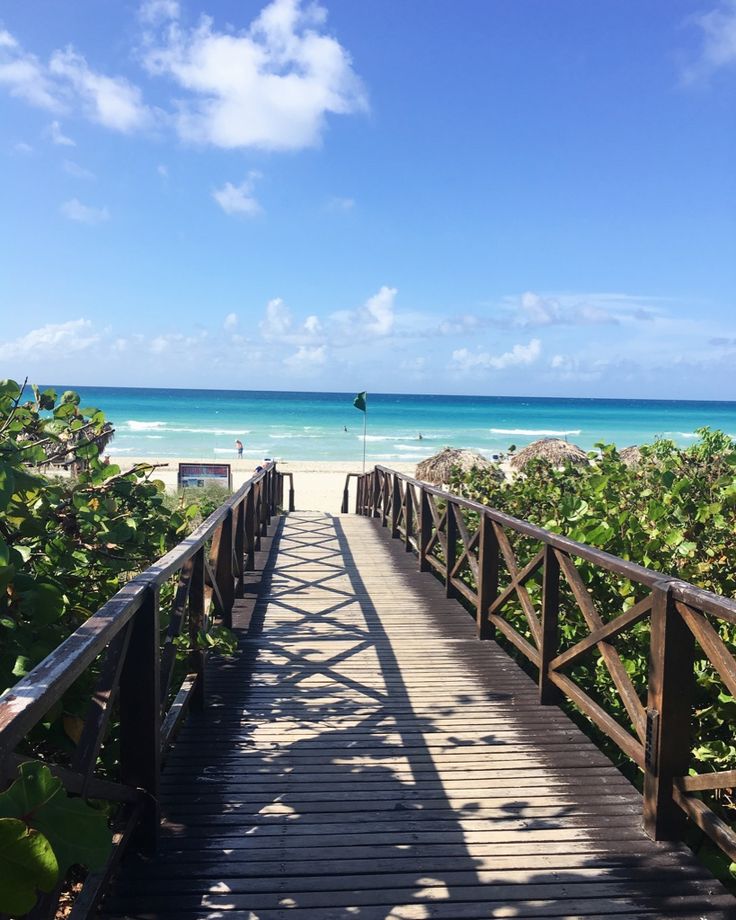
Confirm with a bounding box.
[127,420,166,430]
[125,420,249,436]
[359,434,418,442]
[675,432,698,439]
[489,427,582,437]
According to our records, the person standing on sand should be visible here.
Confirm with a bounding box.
[235,439,243,458]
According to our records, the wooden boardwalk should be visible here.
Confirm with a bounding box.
[102,511,733,919]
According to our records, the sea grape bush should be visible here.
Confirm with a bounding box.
[0,380,194,738]
[0,762,112,915]
[449,428,736,827]
[0,379,208,913]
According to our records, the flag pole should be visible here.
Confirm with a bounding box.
[362,407,367,474]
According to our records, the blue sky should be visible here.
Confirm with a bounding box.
[1,0,734,398]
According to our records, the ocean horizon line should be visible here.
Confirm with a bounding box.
[38,382,736,408]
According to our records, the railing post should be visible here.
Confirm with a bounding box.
[445,502,457,598]
[216,510,234,628]
[476,513,497,639]
[371,471,378,517]
[189,547,206,711]
[404,485,413,551]
[342,476,350,514]
[244,487,256,570]
[391,475,401,537]
[260,479,269,537]
[119,585,160,853]
[288,474,295,512]
[234,499,245,599]
[419,487,432,572]
[539,544,562,704]
[381,472,389,527]
[643,581,694,841]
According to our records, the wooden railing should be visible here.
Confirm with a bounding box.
[0,462,285,918]
[352,464,736,859]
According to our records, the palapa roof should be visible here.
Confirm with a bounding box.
[619,445,642,467]
[415,447,501,485]
[509,438,589,472]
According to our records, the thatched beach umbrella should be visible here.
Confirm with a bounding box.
[509,438,588,472]
[619,445,642,467]
[415,447,501,485]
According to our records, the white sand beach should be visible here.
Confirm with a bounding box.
[119,457,417,514]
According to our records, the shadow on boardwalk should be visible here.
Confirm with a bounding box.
[101,512,732,919]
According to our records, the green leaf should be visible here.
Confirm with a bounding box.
[0,461,15,508]
[0,818,59,916]
[0,764,113,874]
[32,793,113,873]
[0,762,63,820]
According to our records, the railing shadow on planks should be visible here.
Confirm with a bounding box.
[345,464,736,862]
[0,462,291,919]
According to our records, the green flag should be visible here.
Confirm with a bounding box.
[353,391,367,412]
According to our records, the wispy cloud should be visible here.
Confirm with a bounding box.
[63,159,96,180]
[61,198,110,224]
[326,196,355,212]
[140,0,367,150]
[683,0,736,83]
[451,339,542,372]
[0,29,152,132]
[0,318,99,359]
[213,172,262,216]
[48,119,75,146]
[49,47,151,132]
[223,312,238,331]
[0,29,61,109]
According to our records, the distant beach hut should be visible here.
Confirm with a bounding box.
[510,438,588,472]
[619,445,642,467]
[415,447,501,485]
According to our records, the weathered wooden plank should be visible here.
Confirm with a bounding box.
[101,511,732,919]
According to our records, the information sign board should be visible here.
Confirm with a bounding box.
[177,462,232,490]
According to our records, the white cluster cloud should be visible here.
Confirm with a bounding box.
[0,318,99,360]
[452,339,542,372]
[212,172,262,216]
[141,0,367,150]
[0,30,151,132]
[260,298,293,338]
[61,198,109,224]
[2,0,365,149]
[283,344,326,369]
[223,312,238,331]
[362,286,396,336]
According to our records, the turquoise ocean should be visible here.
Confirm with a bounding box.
[47,386,736,465]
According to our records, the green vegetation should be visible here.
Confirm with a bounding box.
[449,428,736,867]
[0,378,234,913]
[0,762,112,915]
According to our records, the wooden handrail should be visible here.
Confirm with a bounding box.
[350,464,736,863]
[0,461,289,915]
